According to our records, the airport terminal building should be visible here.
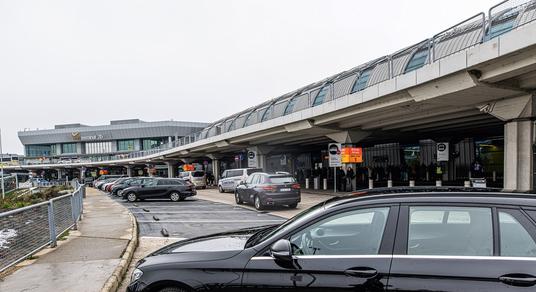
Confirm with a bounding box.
[18,119,209,164]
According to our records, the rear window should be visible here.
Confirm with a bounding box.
[192,171,205,177]
[268,176,296,184]
[247,168,262,175]
[179,172,189,178]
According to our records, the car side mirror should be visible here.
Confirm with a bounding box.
[270,239,293,262]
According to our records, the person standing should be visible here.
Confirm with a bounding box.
[337,167,346,192]
[346,167,355,191]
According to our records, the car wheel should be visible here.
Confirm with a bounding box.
[158,287,188,292]
[218,185,224,193]
[235,192,243,204]
[126,192,137,202]
[288,203,298,209]
[170,192,181,202]
[254,195,263,210]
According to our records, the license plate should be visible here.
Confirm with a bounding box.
[280,188,291,192]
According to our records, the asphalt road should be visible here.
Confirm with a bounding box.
[112,196,286,238]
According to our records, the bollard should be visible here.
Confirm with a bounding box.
[323,178,328,190]
[305,178,310,189]
[464,180,471,187]
[409,180,415,187]
[368,179,374,189]
[436,180,442,187]
[387,180,393,188]
[314,177,319,190]
[493,171,496,182]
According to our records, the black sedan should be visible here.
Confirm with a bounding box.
[235,173,301,210]
[122,178,196,202]
[111,177,149,196]
[127,188,536,291]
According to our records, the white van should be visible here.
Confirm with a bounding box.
[179,170,207,189]
[218,168,262,193]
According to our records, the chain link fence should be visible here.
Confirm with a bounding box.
[0,184,85,272]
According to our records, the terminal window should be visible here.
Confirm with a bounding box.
[118,140,135,151]
[61,143,77,154]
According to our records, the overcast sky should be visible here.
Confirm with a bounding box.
[0,0,498,154]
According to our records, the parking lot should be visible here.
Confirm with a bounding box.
[112,192,287,239]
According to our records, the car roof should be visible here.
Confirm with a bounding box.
[324,187,536,209]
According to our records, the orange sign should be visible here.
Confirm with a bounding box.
[341,147,363,163]
[182,164,195,171]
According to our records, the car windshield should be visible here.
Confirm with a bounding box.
[268,176,295,184]
[245,201,326,248]
[192,171,205,177]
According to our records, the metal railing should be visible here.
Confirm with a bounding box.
[0,183,85,272]
[13,0,536,168]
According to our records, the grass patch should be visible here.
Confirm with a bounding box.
[0,185,73,212]
[58,230,70,241]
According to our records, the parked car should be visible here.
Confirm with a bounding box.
[111,177,149,196]
[178,171,207,189]
[93,174,123,187]
[235,172,300,210]
[218,168,262,193]
[127,187,536,292]
[122,178,196,202]
[104,177,129,192]
[99,178,120,191]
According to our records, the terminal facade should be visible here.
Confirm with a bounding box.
[5,0,536,192]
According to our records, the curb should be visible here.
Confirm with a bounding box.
[101,211,139,292]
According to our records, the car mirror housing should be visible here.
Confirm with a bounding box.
[270,239,293,262]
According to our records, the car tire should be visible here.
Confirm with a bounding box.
[170,192,181,202]
[126,192,137,202]
[158,287,188,292]
[288,203,298,209]
[254,195,263,210]
[235,192,243,204]
[218,186,224,193]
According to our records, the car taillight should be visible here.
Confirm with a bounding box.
[291,184,301,189]
[262,186,276,192]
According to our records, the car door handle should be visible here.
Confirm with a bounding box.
[344,267,378,278]
[499,274,536,287]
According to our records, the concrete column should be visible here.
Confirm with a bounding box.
[165,161,178,178]
[504,120,533,192]
[56,168,63,179]
[79,167,85,179]
[125,166,133,177]
[212,159,220,182]
[483,94,535,192]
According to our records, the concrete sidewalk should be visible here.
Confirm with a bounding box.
[0,188,136,292]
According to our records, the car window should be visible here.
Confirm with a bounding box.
[289,207,390,256]
[246,174,255,184]
[268,176,296,184]
[499,211,536,257]
[408,206,492,256]
[145,179,157,186]
[178,172,189,178]
[192,171,205,177]
[157,180,168,185]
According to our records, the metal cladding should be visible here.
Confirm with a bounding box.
[18,120,209,145]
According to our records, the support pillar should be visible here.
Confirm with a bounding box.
[56,169,63,180]
[482,94,535,192]
[79,167,86,180]
[247,146,274,171]
[165,161,178,178]
[125,166,133,177]
[504,120,533,192]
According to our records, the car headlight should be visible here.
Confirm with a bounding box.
[131,268,143,283]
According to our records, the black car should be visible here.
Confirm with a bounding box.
[122,178,196,202]
[111,177,150,196]
[128,188,536,291]
[235,173,301,210]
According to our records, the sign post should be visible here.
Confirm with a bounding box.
[247,150,257,168]
[436,142,449,162]
[328,143,342,193]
